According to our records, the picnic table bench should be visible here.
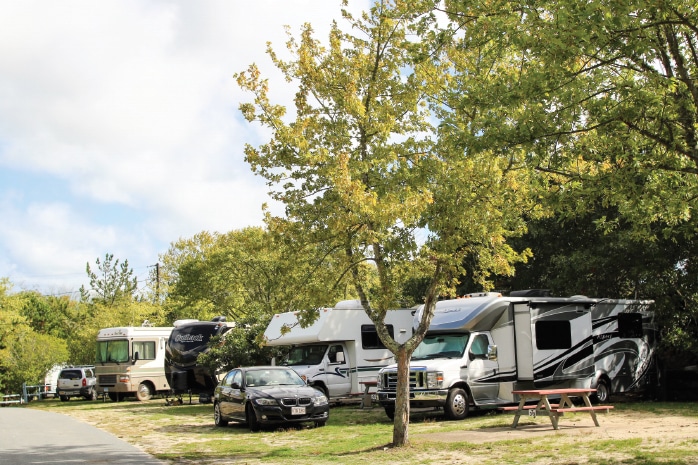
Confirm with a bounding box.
[500,388,613,430]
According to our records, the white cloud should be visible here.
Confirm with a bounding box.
[0,0,370,293]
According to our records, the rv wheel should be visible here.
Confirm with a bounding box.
[136,382,153,401]
[444,388,469,420]
[593,378,611,404]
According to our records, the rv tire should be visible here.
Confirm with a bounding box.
[384,406,395,420]
[214,402,228,427]
[445,388,469,420]
[136,382,153,401]
[593,378,611,404]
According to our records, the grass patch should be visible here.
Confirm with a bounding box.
[26,398,698,464]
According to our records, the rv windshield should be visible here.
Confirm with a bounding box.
[95,339,130,363]
[412,334,469,360]
[282,345,328,366]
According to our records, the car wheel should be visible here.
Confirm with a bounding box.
[214,402,228,427]
[593,378,611,404]
[314,420,327,428]
[136,382,153,401]
[60,395,69,402]
[85,388,97,401]
[246,404,260,432]
[384,406,395,420]
[444,388,469,420]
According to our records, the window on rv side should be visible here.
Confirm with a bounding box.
[535,320,572,350]
[133,341,156,360]
[618,313,643,338]
[361,325,395,350]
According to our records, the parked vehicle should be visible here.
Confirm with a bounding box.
[95,325,173,401]
[263,300,414,401]
[213,366,329,431]
[377,291,657,420]
[164,317,230,402]
[56,366,97,401]
[42,364,64,399]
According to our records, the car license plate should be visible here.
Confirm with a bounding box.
[291,406,306,415]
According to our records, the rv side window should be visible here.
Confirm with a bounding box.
[535,320,572,350]
[133,341,156,360]
[361,325,395,350]
[618,313,643,338]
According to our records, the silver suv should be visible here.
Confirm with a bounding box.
[56,366,97,401]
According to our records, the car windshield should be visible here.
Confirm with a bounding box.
[281,345,328,366]
[245,369,306,387]
[411,334,469,360]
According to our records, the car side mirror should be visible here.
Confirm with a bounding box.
[487,345,498,361]
[231,382,241,390]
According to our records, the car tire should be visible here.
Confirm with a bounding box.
[444,388,469,420]
[136,382,153,401]
[314,420,327,428]
[85,388,97,401]
[60,395,69,402]
[246,404,260,432]
[214,402,228,427]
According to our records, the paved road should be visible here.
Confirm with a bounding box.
[0,407,166,464]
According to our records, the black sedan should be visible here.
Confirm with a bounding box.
[213,366,329,431]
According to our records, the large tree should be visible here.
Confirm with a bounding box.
[237,0,538,446]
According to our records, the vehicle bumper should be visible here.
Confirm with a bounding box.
[377,390,449,408]
[252,404,330,425]
[56,387,92,397]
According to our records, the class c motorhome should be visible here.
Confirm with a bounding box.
[377,291,657,420]
[263,300,414,401]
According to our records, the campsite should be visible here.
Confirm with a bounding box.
[25,398,698,464]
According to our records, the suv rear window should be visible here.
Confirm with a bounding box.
[60,370,83,380]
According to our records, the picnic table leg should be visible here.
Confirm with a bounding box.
[511,398,527,428]
[581,394,600,426]
[540,396,559,430]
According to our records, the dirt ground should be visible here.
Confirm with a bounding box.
[414,409,698,444]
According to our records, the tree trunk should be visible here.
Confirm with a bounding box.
[392,347,411,446]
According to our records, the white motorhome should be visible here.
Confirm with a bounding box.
[377,291,657,419]
[95,326,173,401]
[263,300,414,401]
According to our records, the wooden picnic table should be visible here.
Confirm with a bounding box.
[501,388,613,430]
[359,380,377,409]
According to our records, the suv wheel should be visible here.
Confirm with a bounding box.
[60,395,69,402]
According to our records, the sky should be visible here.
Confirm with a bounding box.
[0,0,370,297]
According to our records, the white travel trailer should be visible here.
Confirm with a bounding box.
[376,291,657,419]
[263,300,414,401]
[95,326,173,401]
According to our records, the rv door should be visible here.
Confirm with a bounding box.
[323,344,351,397]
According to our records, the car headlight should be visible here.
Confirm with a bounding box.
[376,375,382,390]
[313,395,328,406]
[426,371,444,389]
[254,397,278,406]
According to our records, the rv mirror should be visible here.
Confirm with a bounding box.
[487,345,498,361]
[132,352,139,363]
[336,351,345,364]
